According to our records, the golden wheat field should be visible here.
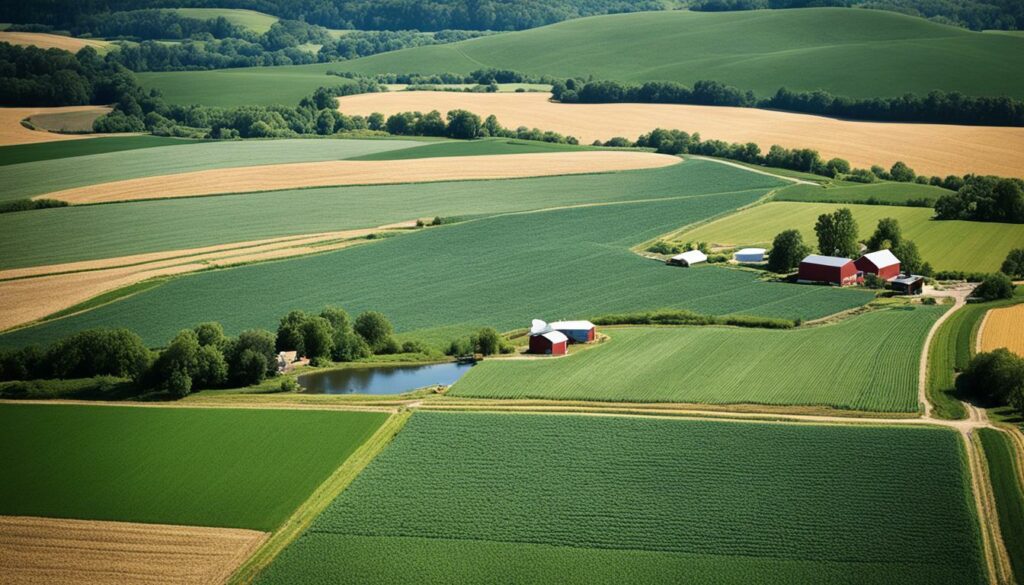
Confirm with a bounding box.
[0,32,113,53]
[0,516,267,585]
[979,304,1024,356]
[336,92,1024,178]
[38,151,680,203]
[0,106,110,146]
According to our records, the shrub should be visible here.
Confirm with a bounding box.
[401,340,429,354]
[864,274,887,289]
[974,272,1014,301]
[1001,248,1024,278]
[279,377,300,392]
[647,240,681,255]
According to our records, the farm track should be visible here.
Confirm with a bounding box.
[0,222,416,332]
[38,151,681,204]
[0,515,267,585]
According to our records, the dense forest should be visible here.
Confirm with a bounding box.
[0,1,669,32]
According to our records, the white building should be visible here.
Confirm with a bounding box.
[734,248,766,262]
[669,250,708,267]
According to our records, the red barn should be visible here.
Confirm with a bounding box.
[529,330,568,356]
[855,249,901,281]
[798,254,861,286]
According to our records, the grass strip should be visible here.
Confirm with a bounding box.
[978,428,1024,584]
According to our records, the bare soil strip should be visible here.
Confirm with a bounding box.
[0,223,415,332]
[39,151,680,203]
[0,106,110,146]
[0,32,112,53]
[337,92,1024,178]
[978,304,1024,356]
[0,515,267,585]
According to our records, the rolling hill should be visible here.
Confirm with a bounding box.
[138,8,1024,106]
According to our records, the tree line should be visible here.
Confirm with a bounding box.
[0,43,138,107]
[934,176,1024,223]
[552,78,1024,127]
[0,0,667,33]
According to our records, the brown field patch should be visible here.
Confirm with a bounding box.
[0,106,110,146]
[27,109,107,133]
[0,515,266,585]
[0,223,414,331]
[979,304,1024,357]
[39,151,680,203]
[0,31,113,53]
[337,92,1024,178]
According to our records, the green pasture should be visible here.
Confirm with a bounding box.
[349,138,594,160]
[978,428,1024,581]
[0,136,200,167]
[452,306,941,412]
[170,8,279,33]
[674,201,1024,272]
[0,404,386,530]
[142,9,1024,107]
[1,138,424,202]
[775,182,952,205]
[257,412,984,585]
[0,174,874,348]
[1,158,762,269]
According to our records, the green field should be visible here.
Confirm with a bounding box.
[675,201,1024,272]
[0,173,874,348]
[349,138,594,161]
[775,182,952,205]
[257,412,984,585]
[139,9,1024,106]
[0,136,200,167]
[170,8,279,33]
[2,138,424,202]
[978,428,1024,582]
[0,158,764,269]
[0,404,386,530]
[452,306,941,412]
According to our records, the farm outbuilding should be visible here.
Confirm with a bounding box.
[529,330,568,356]
[734,248,766,262]
[891,274,924,295]
[798,255,861,286]
[668,250,707,267]
[550,320,596,343]
[855,249,901,281]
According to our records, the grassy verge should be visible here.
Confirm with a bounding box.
[977,428,1024,584]
[230,410,412,584]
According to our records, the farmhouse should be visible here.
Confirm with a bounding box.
[798,255,861,286]
[891,274,924,295]
[529,330,568,356]
[734,248,766,262]
[550,320,596,343]
[855,249,901,280]
[668,250,707,267]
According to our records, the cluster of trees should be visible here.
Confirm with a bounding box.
[1002,249,1024,278]
[445,327,515,356]
[934,176,1024,223]
[960,348,1024,416]
[689,0,1024,31]
[552,78,1024,127]
[274,306,430,364]
[330,68,552,86]
[319,29,491,61]
[974,272,1016,300]
[0,43,137,106]
[768,214,929,275]
[1,1,668,32]
[592,309,795,329]
[68,10,248,40]
[384,108,578,143]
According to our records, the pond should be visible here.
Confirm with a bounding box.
[297,361,475,395]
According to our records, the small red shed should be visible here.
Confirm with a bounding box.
[797,254,861,286]
[529,330,568,356]
[855,249,901,281]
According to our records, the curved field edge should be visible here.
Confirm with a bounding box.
[256,412,987,585]
[0,404,388,531]
[0,188,875,350]
[977,428,1024,583]
[449,307,941,412]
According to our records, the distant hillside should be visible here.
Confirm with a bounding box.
[295,9,1024,100]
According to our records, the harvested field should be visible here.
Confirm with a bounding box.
[0,32,113,53]
[41,152,681,204]
[337,92,1024,178]
[0,106,110,146]
[27,110,106,133]
[979,304,1024,356]
[0,223,413,331]
[0,515,266,585]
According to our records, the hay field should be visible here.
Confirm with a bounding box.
[0,32,113,53]
[337,92,1024,178]
[979,304,1024,356]
[0,516,266,585]
[42,151,680,204]
[673,202,1024,272]
[0,106,110,146]
[170,8,279,33]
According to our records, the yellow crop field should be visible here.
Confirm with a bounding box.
[979,304,1024,356]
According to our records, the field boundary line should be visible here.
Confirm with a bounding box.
[966,431,1014,585]
[0,397,398,413]
[688,155,818,185]
[228,410,412,585]
[918,292,969,418]
[975,308,991,354]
